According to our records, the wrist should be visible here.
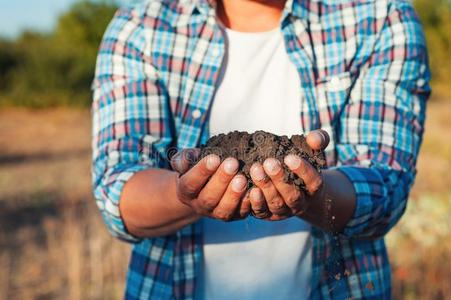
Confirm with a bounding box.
[296,169,355,233]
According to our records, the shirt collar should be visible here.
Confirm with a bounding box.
[193,0,318,21]
[172,0,320,27]
[285,0,320,24]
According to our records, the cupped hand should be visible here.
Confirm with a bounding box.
[248,130,330,220]
[170,149,251,221]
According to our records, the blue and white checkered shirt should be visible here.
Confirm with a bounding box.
[92,0,431,298]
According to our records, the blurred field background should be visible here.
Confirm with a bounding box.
[0,0,450,299]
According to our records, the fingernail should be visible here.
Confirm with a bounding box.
[223,158,239,175]
[206,155,221,171]
[317,130,326,141]
[231,176,247,192]
[284,155,301,170]
[184,149,196,164]
[171,152,181,167]
[318,130,330,147]
[263,158,281,176]
[250,164,266,181]
[171,151,181,161]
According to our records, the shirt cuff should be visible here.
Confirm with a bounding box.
[94,163,154,243]
[333,165,387,238]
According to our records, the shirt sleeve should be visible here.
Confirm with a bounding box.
[91,7,171,243]
[334,1,431,240]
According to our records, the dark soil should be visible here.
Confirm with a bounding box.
[199,131,326,190]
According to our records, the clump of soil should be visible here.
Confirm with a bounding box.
[199,131,326,190]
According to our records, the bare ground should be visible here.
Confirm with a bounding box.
[0,99,449,299]
[0,108,129,300]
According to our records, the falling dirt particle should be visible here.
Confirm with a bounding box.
[366,281,375,291]
[344,269,351,276]
[334,273,341,280]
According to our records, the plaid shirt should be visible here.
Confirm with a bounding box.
[92,0,430,299]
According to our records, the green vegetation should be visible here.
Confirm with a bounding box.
[415,0,451,95]
[0,0,450,107]
[0,1,117,107]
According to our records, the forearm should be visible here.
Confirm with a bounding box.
[119,168,200,238]
[300,169,356,234]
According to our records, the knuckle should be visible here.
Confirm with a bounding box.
[268,198,286,215]
[230,187,247,198]
[177,194,190,205]
[309,177,323,194]
[285,191,301,206]
[257,178,271,190]
[216,171,233,185]
[297,160,309,176]
[268,197,285,210]
[178,177,197,197]
[190,203,205,215]
[198,163,214,177]
[198,195,217,211]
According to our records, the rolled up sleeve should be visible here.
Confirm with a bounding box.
[335,1,431,240]
[91,7,171,243]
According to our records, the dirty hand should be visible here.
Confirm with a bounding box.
[170,149,251,221]
[248,130,330,221]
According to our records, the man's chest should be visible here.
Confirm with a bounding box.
[146,3,385,159]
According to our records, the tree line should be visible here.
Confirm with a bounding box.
[0,0,449,108]
[0,1,117,107]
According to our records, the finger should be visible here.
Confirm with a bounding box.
[212,174,248,221]
[284,155,323,196]
[171,148,201,174]
[263,158,303,214]
[249,187,271,219]
[196,157,239,211]
[250,163,290,215]
[178,154,221,198]
[306,130,330,151]
[237,191,252,219]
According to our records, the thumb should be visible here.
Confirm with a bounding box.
[170,148,200,174]
[306,130,330,151]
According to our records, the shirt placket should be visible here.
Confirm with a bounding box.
[281,14,329,298]
[176,17,225,149]
[173,14,226,300]
[281,17,321,135]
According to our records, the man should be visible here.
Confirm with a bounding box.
[92,0,430,299]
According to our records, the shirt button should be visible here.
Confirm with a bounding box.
[329,76,341,88]
[192,109,202,119]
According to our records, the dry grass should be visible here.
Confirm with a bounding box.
[387,96,451,300]
[0,108,129,300]
[0,99,450,299]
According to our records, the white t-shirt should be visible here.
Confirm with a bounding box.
[197,27,312,300]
